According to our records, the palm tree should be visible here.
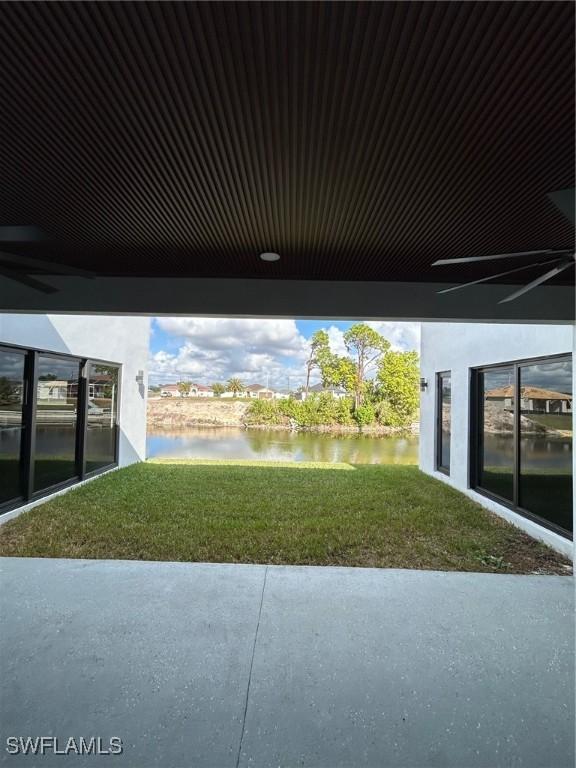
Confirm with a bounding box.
[226,378,245,397]
[211,382,225,397]
[177,381,191,397]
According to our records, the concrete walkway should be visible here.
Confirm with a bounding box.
[0,558,573,768]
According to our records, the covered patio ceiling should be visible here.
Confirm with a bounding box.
[0,1,574,320]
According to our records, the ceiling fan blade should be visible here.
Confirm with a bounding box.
[499,260,574,304]
[437,259,564,295]
[432,250,568,266]
[0,265,58,294]
[547,188,575,226]
[0,251,94,278]
[0,226,45,242]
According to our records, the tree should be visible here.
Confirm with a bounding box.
[353,402,376,429]
[92,364,118,399]
[315,348,340,388]
[0,376,19,405]
[334,356,357,395]
[304,330,330,395]
[377,350,420,426]
[343,324,390,408]
[226,378,245,397]
[177,381,191,397]
[211,383,226,397]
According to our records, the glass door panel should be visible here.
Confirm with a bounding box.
[34,355,81,492]
[478,366,515,501]
[0,349,26,505]
[437,372,451,472]
[519,359,572,534]
[85,363,119,472]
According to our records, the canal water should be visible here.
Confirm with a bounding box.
[146,427,420,464]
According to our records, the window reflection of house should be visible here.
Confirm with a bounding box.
[37,380,71,401]
[88,375,115,399]
[486,385,572,414]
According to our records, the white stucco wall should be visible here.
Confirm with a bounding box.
[419,323,574,559]
[0,314,150,467]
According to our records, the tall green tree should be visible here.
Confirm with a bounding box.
[377,350,420,426]
[332,356,357,395]
[226,378,245,396]
[304,330,330,395]
[177,381,192,397]
[343,324,390,407]
[315,349,341,388]
[211,382,226,397]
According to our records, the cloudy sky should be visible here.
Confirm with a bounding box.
[149,319,421,389]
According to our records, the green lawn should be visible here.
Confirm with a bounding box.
[523,413,572,432]
[0,460,571,574]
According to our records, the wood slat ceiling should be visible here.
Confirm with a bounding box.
[0,1,574,283]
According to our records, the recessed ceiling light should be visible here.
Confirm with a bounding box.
[259,252,281,262]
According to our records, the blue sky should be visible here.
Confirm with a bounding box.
[149,318,420,388]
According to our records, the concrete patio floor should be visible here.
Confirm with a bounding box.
[0,558,573,768]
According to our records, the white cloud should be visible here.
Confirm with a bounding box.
[156,318,308,356]
[325,325,348,357]
[326,322,420,356]
[150,318,309,389]
[367,322,421,352]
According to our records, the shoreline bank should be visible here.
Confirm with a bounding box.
[147,397,419,435]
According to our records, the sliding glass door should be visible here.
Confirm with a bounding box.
[0,343,121,515]
[0,347,26,506]
[473,355,572,537]
[518,359,572,533]
[34,355,82,492]
[477,366,515,501]
[85,362,119,473]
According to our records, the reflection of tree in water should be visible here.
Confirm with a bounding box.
[148,427,420,465]
[242,429,412,465]
[245,430,279,455]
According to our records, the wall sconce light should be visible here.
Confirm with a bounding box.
[136,370,144,385]
[419,377,428,391]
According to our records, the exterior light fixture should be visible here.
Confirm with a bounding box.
[259,252,280,262]
[420,377,428,391]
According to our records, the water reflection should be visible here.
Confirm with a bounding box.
[146,427,420,465]
[483,434,572,473]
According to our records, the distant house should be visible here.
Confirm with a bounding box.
[486,385,572,414]
[272,389,292,400]
[190,384,214,398]
[160,384,180,397]
[160,383,214,398]
[295,383,347,401]
[245,384,276,400]
[221,389,248,399]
